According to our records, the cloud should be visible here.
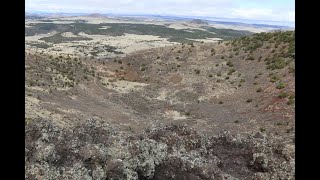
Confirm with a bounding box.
[230,8,294,22]
[25,0,294,23]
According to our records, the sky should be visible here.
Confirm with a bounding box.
[26,0,295,24]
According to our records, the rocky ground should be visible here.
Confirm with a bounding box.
[25,118,294,179]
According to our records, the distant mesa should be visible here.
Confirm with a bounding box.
[189,19,209,25]
[87,13,106,18]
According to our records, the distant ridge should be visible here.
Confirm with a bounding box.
[189,19,209,25]
[86,13,107,18]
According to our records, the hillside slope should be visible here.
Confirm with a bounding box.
[25,31,295,179]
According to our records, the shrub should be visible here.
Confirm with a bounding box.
[185,112,191,116]
[246,99,253,103]
[140,67,146,71]
[235,120,239,123]
[226,61,234,67]
[157,56,160,59]
[270,76,280,83]
[195,69,200,74]
[260,128,266,132]
[254,75,259,79]
[276,82,286,89]
[289,65,295,74]
[217,79,222,83]
[278,92,289,98]
[219,101,223,104]
[216,64,219,67]
[256,87,262,92]
[217,72,222,77]
[225,76,230,80]
[227,69,236,75]
[176,57,180,59]
[127,63,131,66]
[118,60,122,64]
[287,98,295,105]
[240,79,246,83]
[253,82,258,85]
[246,56,255,60]
[289,94,295,99]
[177,64,181,67]
[267,57,287,70]
[209,74,213,78]
[221,56,225,59]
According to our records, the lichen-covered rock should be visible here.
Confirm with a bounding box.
[25,119,295,179]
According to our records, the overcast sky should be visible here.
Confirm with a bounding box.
[26,0,295,23]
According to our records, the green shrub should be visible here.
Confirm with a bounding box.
[278,92,289,98]
[140,67,146,71]
[270,76,280,83]
[276,82,286,89]
[240,79,246,83]
[260,128,266,132]
[227,69,236,75]
[246,56,255,60]
[226,61,234,67]
[289,94,295,99]
[267,57,287,70]
[287,98,295,105]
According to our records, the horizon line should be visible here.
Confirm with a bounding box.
[25,11,295,28]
